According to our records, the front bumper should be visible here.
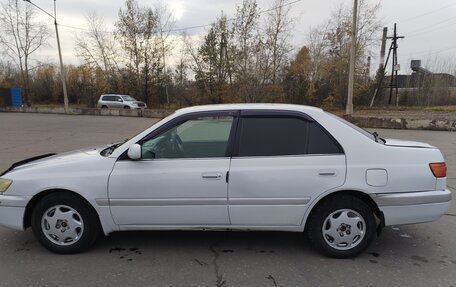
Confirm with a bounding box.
[0,194,29,230]
[373,189,452,226]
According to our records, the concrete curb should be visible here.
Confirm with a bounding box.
[1,107,455,131]
[349,116,456,131]
[0,106,173,119]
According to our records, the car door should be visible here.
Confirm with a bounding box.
[105,96,116,108]
[108,111,237,226]
[228,111,346,226]
[113,96,124,108]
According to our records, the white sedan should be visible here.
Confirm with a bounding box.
[0,104,451,258]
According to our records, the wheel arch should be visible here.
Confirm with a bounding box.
[302,189,384,233]
[23,189,101,230]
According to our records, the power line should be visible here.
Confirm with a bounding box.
[405,15,456,37]
[396,2,456,24]
[410,45,456,57]
[53,0,302,35]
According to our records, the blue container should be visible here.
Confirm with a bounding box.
[10,87,22,107]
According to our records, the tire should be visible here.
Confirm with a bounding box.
[306,195,376,258]
[123,106,130,109]
[101,105,108,109]
[31,192,101,254]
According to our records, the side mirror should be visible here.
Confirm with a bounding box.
[117,98,123,102]
[127,144,142,160]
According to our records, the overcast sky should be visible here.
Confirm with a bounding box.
[28,0,456,75]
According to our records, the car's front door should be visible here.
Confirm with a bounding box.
[113,96,124,108]
[228,111,346,226]
[108,111,236,226]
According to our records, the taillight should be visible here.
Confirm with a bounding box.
[429,162,447,178]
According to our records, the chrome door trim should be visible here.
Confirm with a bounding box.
[229,197,311,205]
[105,198,227,206]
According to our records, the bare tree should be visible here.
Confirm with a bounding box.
[0,60,18,82]
[0,0,50,106]
[232,0,262,102]
[233,0,260,77]
[115,0,146,98]
[154,2,175,104]
[264,0,293,86]
[75,13,121,92]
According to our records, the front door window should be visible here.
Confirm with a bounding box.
[141,116,234,159]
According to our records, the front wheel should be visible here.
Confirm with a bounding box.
[31,192,101,254]
[306,195,376,258]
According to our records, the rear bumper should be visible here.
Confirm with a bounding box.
[373,189,452,226]
[0,194,29,230]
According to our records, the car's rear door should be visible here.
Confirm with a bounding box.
[108,111,237,226]
[227,110,346,226]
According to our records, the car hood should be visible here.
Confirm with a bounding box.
[384,138,435,148]
[2,144,112,175]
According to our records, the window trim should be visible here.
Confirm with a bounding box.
[118,110,239,160]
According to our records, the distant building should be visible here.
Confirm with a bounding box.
[394,60,456,89]
[383,60,456,105]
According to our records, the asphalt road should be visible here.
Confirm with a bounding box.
[0,112,455,287]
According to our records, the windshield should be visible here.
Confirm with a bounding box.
[327,112,384,143]
[121,95,136,101]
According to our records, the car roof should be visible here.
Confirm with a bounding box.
[175,103,323,115]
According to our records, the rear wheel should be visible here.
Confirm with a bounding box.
[123,106,130,109]
[306,195,376,258]
[101,105,108,109]
[31,192,101,254]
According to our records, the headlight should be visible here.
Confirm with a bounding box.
[0,178,12,193]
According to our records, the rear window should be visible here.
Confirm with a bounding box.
[102,95,114,101]
[328,113,373,139]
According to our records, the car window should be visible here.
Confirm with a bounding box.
[238,117,308,157]
[141,116,234,159]
[102,96,110,101]
[105,96,115,101]
[121,95,136,101]
[327,112,379,142]
[307,122,343,154]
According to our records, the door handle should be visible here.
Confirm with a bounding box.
[319,170,336,176]
[202,173,223,180]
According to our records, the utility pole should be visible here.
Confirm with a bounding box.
[53,0,68,113]
[366,56,371,81]
[379,27,388,71]
[387,23,404,105]
[24,0,69,114]
[346,0,358,116]
[217,32,227,104]
[370,25,403,107]
[369,27,388,107]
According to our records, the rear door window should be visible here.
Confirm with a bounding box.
[236,115,343,157]
[237,117,308,156]
[307,122,343,154]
